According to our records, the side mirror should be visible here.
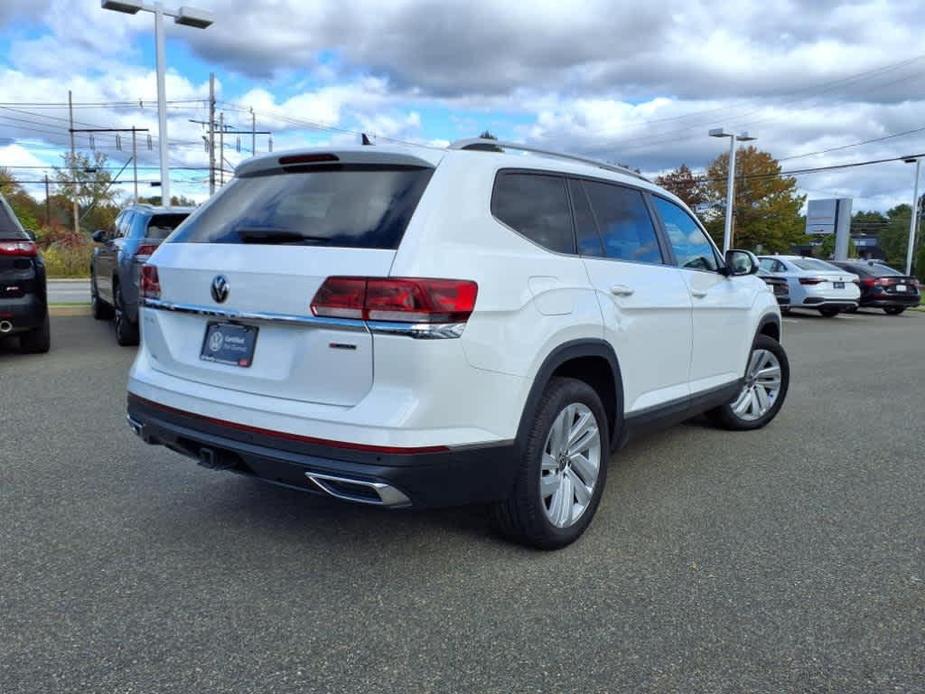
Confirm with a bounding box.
[725,249,759,276]
[24,229,37,241]
[91,229,107,243]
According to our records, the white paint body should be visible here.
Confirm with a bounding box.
[757,255,861,309]
[129,145,779,449]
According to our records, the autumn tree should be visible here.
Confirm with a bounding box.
[654,164,705,209]
[54,150,118,232]
[702,146,807,253]
[0,168,41,230]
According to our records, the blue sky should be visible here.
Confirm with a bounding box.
[1,0,924,209]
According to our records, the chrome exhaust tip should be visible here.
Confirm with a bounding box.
[126,414,143,437]
[306,471,411,508]
[0,321,12,334]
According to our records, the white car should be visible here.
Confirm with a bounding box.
[757,255,860,317]
[126,139,788,549]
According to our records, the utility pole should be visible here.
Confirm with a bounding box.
[68,90,79,235]
[251,107,256,155]
[208,72,216,195]
[44,174,50,226]
[218,112,224,186]
[131,127,139,203]
[904,156,921,276]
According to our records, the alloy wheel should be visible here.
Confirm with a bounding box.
[731,349,782,422]
[540,403,601,528]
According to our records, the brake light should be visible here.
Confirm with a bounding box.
[140,264,161,300]
[0,240,37,257]
[860,277,877,288]
[278,153,339,166]
[134,243,158,259]
[799,277,825,285]
[311,277,478,323]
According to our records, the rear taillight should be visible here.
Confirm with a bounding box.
[0,240,37,257]
[799,277,825,285]
[134,243,158,260]
[140,264,161,300]
[860,277,877,288]
[311,277,478,323]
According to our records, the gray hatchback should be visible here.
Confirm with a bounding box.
[91,204,194,345]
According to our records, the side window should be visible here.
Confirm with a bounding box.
[759,258,775,271]
[583,180,663,265]
[118,211,134,238]
[131,213,150,239]
[568,178,604,257]
[653,197,721,272]
[492,172,575,254]
[773,260,787,273]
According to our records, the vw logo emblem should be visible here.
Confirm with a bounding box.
[211,275,229,303]
[208,332,224,352]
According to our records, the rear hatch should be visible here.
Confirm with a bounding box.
[143,150,437,407]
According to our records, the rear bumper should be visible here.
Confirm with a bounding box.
[801,297,858,308]
[126,394,519,509]
[0,293,46,333]
[859,295,920,308]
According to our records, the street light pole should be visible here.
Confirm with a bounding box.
[709,129,757,253]
[153,3,170,207]
[904,156,921,276]
[100,1,213,209]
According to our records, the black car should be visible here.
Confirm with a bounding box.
[758,268,791,312]
[0,194,49,353]
[830,260,920,315]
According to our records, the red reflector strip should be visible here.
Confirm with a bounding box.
[131,395,449,454]
[135,243,158,258]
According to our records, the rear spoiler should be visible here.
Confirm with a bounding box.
[235,146,442,178]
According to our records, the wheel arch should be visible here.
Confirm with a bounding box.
[516,339,624,452]
[755,312,781,343]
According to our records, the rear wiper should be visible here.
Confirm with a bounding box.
[236,228,331,245]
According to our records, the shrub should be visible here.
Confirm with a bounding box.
[42,242,92,278]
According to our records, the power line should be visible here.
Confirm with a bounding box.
[778,125,925,161]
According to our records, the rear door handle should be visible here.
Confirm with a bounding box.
[691,289,708,299]
[610,285,635,297]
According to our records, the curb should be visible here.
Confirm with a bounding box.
[50,305,91,317]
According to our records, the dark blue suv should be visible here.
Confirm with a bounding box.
[90,204,193,345]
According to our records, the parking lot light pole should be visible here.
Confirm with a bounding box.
[100,1,213,209]
[903,156,921,276]
[709,129,757,253]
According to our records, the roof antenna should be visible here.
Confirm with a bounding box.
[361,133,374,146]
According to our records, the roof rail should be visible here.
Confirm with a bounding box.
[448,138,649,182]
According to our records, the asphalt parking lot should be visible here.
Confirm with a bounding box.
[1,311,923,693]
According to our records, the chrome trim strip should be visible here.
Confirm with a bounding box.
[142,298,466,338]
[141,298,367,331]
[305,472,412,508]
[367,321,466,339]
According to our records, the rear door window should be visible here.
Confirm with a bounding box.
[568,178,604,257]
[0,196,25,240]
[170,165,434,249]
[581,180,663,264]
[492,172,575,254]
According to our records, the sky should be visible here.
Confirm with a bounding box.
[0,0,924,212]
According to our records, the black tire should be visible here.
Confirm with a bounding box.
[844,305,858,314]
[19,313,51,354]
[818,306,840,317]
[492,377,610,550]
[883,306,906,315]
[114,282,139,346]
[91,274,114,320]
[708,334,789,431]
[780,306,791,315]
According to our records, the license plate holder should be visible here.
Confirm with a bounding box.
[896,284,907,292]
[833,281,845,289]
[200,322,258,367]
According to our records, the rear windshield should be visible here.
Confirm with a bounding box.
[862,263,903,277]
[144,213,190,240]
[792,258,841,272]
[0,196,26,240]
[169,165,433,249]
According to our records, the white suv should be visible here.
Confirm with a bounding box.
[127,139,789,549]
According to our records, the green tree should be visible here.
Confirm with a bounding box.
[654,164,705,209]
[0,168,41,230]
[702,146,807,253]
[817,234,856,259]
[878,204,912,268]
[54,151,117,231]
